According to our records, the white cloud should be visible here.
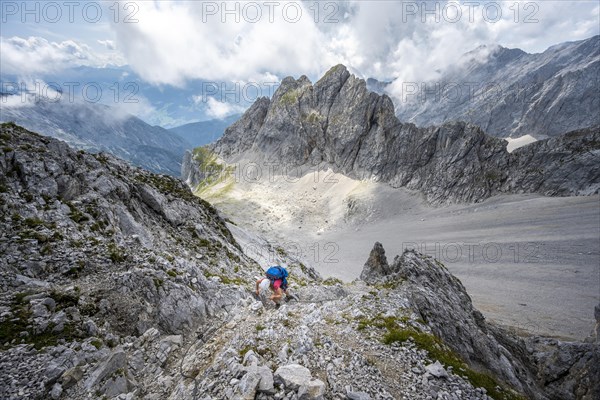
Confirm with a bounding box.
[109,1,329,86]
[0,36,126,76]
[106,0,598,88]
[3,1,596,94]
[202,97,246,119]
[97,39,117,50]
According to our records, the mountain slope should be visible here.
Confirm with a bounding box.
[0,123,597,400]
[0,98,190,176]
[393,35,600,138]
[206,65,600,204]
[0,122,318,399]
[169,114,240,147]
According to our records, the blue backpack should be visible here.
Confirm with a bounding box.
[266,266,288,290]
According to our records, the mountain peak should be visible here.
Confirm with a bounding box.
[210,60,600,204]
[316,64,351,86]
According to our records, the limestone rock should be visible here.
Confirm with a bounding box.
[394,36,600,139]
[359,242,389,283]
[85,349,127,389]
[425,361,448,379]
[274,364,313,390]
[210,65,600,204]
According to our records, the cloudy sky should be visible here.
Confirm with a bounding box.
[1,0,599,125]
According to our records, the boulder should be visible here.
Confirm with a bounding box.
[425,361,448,379]
[274,364,325,399]
[274,364,313,390]
[84,349,127,389]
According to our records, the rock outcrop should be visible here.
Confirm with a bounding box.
[0,122,263,399]
[209,64,600,204]
[359,241,390,283]
[359,243,600,400]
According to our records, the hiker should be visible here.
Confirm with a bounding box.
[256,265,289,307]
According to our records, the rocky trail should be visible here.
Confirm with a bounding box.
[169,282,512,400]
[1,123,598,400]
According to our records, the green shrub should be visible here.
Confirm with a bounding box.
[167,269,178,278]
[322,277,343,286]
[108,243,126,263]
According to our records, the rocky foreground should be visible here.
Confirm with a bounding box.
[1,123,598,400]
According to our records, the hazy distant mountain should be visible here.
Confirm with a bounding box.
[0,98,190,176]
[393,35,600,138]
[169,114,240,147]
[0,65,254,128]
[366,78,391,94]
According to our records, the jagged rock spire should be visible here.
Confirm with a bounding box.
[360,242,390,283]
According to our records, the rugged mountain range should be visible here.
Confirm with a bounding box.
[0,98,190,176]
[203,64,600,204]
[0,123,598,399]
[392,35,600,138]
[169,114,240,147]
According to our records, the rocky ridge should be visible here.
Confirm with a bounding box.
[0,123,317,399]
[202,65,600,204]
[1,123,598,400]
[361,243,599,400]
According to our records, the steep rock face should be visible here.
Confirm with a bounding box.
[360,243,600,400]
[0,123,266,399]
[503,127,600,195]
[213,97,271,161]
[394,36,600,138]
[0,99,190,176]
[181,149,204,188]
[0,123,260,336]
[210,65,600,204]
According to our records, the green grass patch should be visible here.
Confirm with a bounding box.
[203,271,245,285]
[357,314,398,331]
[66,203,89,224]
[375,280,403,289]
[190,147,234,195]
[322,277,343,286]
[239,345,254,359]
[153,277,164,289]
[357,313,526,400]
[108,243,126,263]
[65,261,85,277]
[167,269,178,278]
[0,294,83,350]
[280,89,299,105]
[50,290,80,310]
